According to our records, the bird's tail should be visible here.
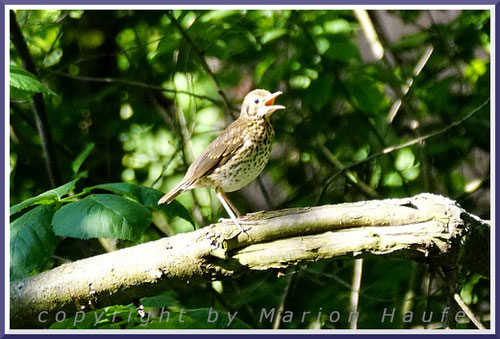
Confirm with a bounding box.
[158,182,187,205]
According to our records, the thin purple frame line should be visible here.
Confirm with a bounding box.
[2,0,499,5]
[1,1,5,336]
[495,0,499,335]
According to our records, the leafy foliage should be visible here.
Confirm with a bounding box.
[10,177,79,215]
[10,64,56,101]
[10,205,58,280]
[52,194,152,240]
[9,9,490,329]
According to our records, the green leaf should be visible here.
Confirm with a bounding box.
[10,205,58,280]
[141,292,180,308]
[383,172,403,187]
[395,149,415,171]
[390,31,430,52]
[52,194,152,240]
[50,305,134,329]
[260,28,287,44]
[200,10,243,23]
[43,48,63,67]
[323,19,352,34]
[49,306,251,329]
[154,35,180,61]
[72,143,95,175]
[9,65,57,96]
[254,58,275,84]
[86,183,195,232]
[307,74,334,111]
[345,73,386,114]
[205,40,228,59]
[10,86,35,102]
[10,178,80,216]
[323,35,361,63]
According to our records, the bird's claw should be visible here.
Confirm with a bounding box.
[218,217,252,225]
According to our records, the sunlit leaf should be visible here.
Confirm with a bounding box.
[10,178,80,216]
[10,65,57,96]
[52,194,152,240]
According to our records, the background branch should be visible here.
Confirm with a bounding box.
[10,193,489,329]
[10,11,61,187]
[166,11,235,119]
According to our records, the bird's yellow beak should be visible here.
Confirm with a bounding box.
[264,91,285,115]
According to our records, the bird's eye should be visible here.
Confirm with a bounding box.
[254,99,260,104]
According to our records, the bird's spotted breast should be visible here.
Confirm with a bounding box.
[204,119,274,192]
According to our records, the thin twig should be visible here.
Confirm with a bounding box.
[386,46,434,124]
[354,10,384,61]
[272,270,297,329]
[318,99,489,203]
[365,11,435,194]
[303,267,392,303]
[47,69,221,104]
[174,102,207,227]
[366,10,401,67]
[350,259,363,330]
[318,143,380,199]
[422,266,431,329]
[294,10,411,199]
[453,293,486,330]
[257,177,274,209]
[166,11,235,119]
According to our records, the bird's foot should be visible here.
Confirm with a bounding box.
[217,217,254,241]
[217,216,252,224]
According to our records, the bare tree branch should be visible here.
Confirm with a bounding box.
[10,193,489,329]
[47,70,222,105]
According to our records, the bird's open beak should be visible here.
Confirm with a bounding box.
[264,91,285,115]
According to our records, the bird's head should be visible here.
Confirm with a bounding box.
[240,89,285,120]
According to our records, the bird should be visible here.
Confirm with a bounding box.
[158,89,285,232]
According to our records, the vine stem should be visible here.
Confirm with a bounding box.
[10,11,61,187]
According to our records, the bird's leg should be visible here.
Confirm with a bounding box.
[215,191,252,232]
[217,191,253,223]
[219,191,243,218]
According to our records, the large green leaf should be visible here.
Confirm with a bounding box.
[9,65,57,96]
[10,178,80,216]
[10,205,58,280]
[344,73,387,114]
[86,183,195,233]
[52,194,152,240]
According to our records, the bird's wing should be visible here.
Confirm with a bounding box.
[183,118,248,185]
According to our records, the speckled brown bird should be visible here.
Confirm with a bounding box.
[158,89,285,232]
